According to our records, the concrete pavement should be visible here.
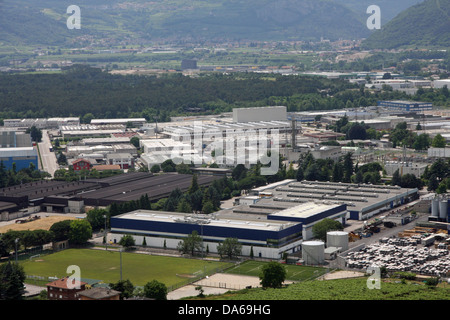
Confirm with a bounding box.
[37,130,59,177]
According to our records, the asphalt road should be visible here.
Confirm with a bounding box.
[38,130,59,177]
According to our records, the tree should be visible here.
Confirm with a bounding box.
[188,174,199,194]
[49,220,72,241]
[119,234,135,249]
[312,218,343,242]
[232,164,247,181]
[427,174,439,192]
[259,261,287,289]
[29,126,42,142]
[436,182,447,194]
[144,280,167,300]
[391,169,401,186]
[130,136,140,148]
[68,219,92,245]
[343,152,353,183]
[0,262,26,300]
[160,159,176,172]
[331,162,343,182]
[354,169,364,184]
[413,133,430,151]
[217,238,242,260]
[176,198,192,213]
[202,201,215,214]
[109,279,135,300]
[150,164,160,173]
[296,166,304,181]
[432,134,446,148]
[177,231,202,256]
[81,113,95,124]
[86,208,108,230]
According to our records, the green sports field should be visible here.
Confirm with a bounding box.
[20,249,233,288]
[225,260,330,282]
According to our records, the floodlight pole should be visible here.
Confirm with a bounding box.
[120,247,123,281]
[104,215,108,251]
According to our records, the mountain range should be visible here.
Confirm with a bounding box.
[0,0,369,47]
[362,0,450,49]
[0,0,446,49]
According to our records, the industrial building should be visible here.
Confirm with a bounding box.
[377,100,433,112]
[0,147,38,171]
[90,118,147,127]
[232,106,287,123]
[3,117,80,129]
[0,172,219,217]
[109,199,347,259]
[243,179,419,221]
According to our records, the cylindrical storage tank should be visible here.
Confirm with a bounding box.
[439,199,448,219]
[302,241,324,265]
[326,231,349,251]
[431,198,439,217]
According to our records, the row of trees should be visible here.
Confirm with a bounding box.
[109,279,168,300]
[0,219,93,259]
[2,65,447,123]
[0,161,50,189]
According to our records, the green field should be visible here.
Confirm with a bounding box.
[20,249,233,288]
[225,260,330,282]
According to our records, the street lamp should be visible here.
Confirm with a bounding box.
[14,238,19,263]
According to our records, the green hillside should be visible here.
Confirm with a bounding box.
[333,0,423,23]
[0,0,370,47]
[362,0,450,49]
[210,277,450,300]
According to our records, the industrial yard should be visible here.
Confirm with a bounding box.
[345,232,450,277]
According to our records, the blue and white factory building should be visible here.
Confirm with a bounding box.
[110,202,347,259]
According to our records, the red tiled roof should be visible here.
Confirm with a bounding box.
[46,276,87,289]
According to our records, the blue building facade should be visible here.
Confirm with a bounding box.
[377,100,433,112]
[0,147,39,171]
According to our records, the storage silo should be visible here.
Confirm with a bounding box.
[439,197,448,220]
[302,241,325,265]
[326,231,349,251]
[431,197,439,218]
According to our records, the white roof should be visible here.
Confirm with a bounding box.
[0,147,37,157]
[115,210,295,232]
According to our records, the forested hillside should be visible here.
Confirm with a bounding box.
[0,0,369,47]
[362,0,450,49]
[1,65,449,123]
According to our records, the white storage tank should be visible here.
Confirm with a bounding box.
[439,199,448,219]
[431,198,439,217]
[326,231,349,251]
[302,241,325,265]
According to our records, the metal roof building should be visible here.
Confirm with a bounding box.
[109,199,347,259]
[246,179,418,221]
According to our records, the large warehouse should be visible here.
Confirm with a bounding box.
[244,179,419,221]
[0,172,219,216]
[109,200,347,259]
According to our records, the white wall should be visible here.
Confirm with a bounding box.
[233,106,287,123]
[108,233,303,260]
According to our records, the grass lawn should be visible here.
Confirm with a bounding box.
[225,260,330,282]
[20,249,233,288]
